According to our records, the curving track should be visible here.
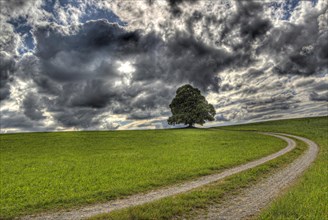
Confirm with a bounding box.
[193,133,319,220]
[21,133,318,220]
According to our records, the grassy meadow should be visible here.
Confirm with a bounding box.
[91,138,307,220]
[226,116,328,220]
[91,116,327,220]
[0,129,285,218]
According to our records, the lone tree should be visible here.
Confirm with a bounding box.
[168,84,216,128]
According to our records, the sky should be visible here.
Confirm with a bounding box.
[0,0,327,133]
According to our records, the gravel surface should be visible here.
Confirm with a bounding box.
[192,133,319,220]
[20,132,314,220]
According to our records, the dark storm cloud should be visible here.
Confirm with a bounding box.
[215,114,228,122]
[29,17,245,127]
[0,52,15,101]
[68,80,116,108]
[0,26,18,54]
[220,83,242,92]
[313,82,328,92]
[260,6,328,76]
[216,88,301,122]
[30,35,119,125]
[53,108,101,128]
[310,91,328,101]
[206,1,328,77]
[220,1,272,46]
[232,74,289,101]
[243,112,286,121]
[246,97,299,114]
[23,20,167,126]
[248,91,298,113]
[128,112,154,120]
[0,0,32,11]
[0,114,37,129]
[166,0,199,17]
[240,86,259,95]
[132,31,237,92]
[22,93,46,120]
[294,78,315,87]
[33,21,134,87]
[242,64,274,81]
[220,83,234,92]
[35,20,138,82]
[0,109,49,132]
[167,1,272,69]
[1,0,327,132]
[0,0,41,25]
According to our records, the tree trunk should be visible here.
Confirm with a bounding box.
[188,123,194,128]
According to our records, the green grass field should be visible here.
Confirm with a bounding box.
[91,116,327,220]
[0,129,285,218]
[91,138,307,220]
[225,116,328,220]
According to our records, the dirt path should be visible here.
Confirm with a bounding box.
[192,133,319,220]
[21,133,316,220]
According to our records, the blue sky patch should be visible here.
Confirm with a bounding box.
[8,16,35,53]
[269,0,317,20]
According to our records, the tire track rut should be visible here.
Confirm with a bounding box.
[193,133,318,220]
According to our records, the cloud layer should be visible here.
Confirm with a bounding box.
[0,0,327,132]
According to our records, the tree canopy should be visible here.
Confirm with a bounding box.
[168,84,216,127]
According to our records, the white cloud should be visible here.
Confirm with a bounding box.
[0,0,327,133]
